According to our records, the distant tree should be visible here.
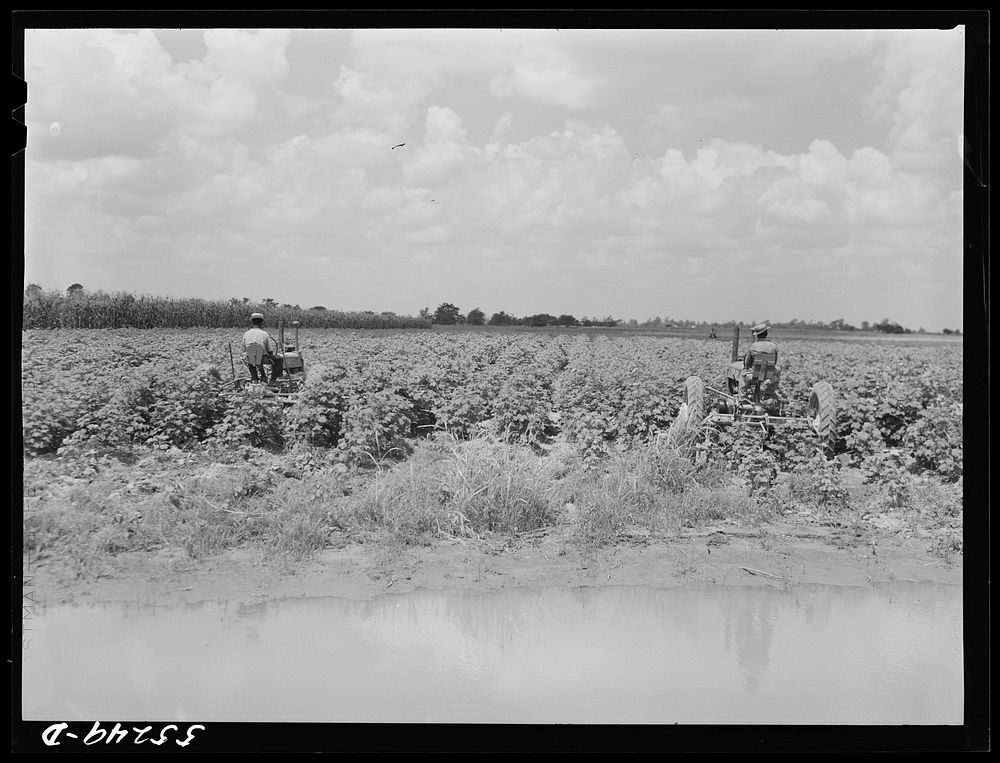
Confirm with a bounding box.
[522,313,557,327]
[875,318,906,334]
[67,283,83,294]
[488,310,516,326]
[581,318,594,327]
[419,307,431,321]
[860,320,870,331]
[627,319,638,328]
[24,283,42,298]
[433,303,462,325]
[310,305,327,311]
[557,314,579,327]
[942,328,953,335]
[466,307,485,326]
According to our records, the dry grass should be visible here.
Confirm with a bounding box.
[561,442,757,546]
[24,432,930,580]
[352,433,565,543]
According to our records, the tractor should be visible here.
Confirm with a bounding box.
[667,325,836,448]
[228,319,306,405]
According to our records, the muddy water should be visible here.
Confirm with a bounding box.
[22,582,961,724]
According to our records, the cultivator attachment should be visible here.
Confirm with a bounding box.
[666,374,837,449]
[232,378,302,405]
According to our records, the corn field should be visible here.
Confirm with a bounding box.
[22,289,430,330]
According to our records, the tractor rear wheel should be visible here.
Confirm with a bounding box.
[684,376,705,428]
[808,381,836,443]
[664,376,705,448]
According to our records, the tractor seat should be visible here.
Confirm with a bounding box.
[751,355,779,383]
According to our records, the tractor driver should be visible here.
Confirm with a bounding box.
[739,323,780,398]
[242,313,283,386]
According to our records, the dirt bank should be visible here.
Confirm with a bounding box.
[24,515,962,609]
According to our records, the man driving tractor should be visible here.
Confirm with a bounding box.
[725,323,780,402]
[740,323,779,399]
[242,312,283,387]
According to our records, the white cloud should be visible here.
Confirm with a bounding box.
[489,112,514,144]
[863,28,965,171]
[332,65,420,136]
[425,105,467,144]
[201,28,291,86]
[512,60,597,110]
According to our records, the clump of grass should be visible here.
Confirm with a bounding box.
[348,452,453,543]
[562,442,755,546]
[158,466,347,565]
[788,468,848,512]
[904,475,963,519]
[566,468,666,546]
[257,502,337,569]
[352,432,564,543]
[24,458,349,578]
[24,486,136,580]
[889,475,962,560]
[677,483,764,527]
[928,528,963,560]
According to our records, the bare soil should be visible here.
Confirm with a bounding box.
[24,516,962,609]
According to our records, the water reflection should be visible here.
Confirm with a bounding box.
[22,583,962,724]
[722,589,776,692]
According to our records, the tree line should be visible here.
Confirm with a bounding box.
[421,303,955,335]
[421,303,618,328]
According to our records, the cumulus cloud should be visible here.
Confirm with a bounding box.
[511,61,598,110]
[863,28,965,171]
[400,106,475,186]
[201,28,291,86]
[25,28,294,159]
[332,65,422,136]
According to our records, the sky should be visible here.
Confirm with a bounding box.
[19,23,968,331]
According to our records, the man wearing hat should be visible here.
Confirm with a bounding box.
[242,313,283,386]
[739,323,780,398]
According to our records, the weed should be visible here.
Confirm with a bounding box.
[928,529,963,560]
